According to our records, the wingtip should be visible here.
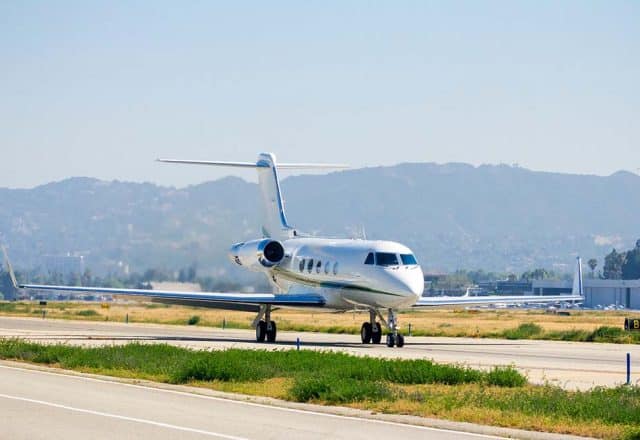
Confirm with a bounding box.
[1,245,19,289]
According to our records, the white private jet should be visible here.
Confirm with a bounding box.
[2,153,583,347]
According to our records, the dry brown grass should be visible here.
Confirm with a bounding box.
[191,377,292,400]
[0,300,629,338]
[346,383,626,439]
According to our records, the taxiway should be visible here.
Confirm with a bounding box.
[0,316,637,390]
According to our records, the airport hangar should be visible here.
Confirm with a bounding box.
[531,279,640,309]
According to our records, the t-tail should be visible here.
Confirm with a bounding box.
[158,153,348,240]
[572,256,583,296]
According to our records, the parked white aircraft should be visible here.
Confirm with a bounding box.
[2,153,583,347]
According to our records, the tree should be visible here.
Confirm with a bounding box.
[587,258,598,278]
[603,249,625,279]
[520,268,552,281]
[622,240,640,280]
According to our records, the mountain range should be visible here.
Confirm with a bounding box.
[1,162,639,278]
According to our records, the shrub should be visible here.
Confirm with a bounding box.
[187,315,200,325]
[0,302,17,312]
[486,366,527,387]
[503,322,543,339]
[588,326,631,343]
[76,309,99,317]
[289,376,392,403]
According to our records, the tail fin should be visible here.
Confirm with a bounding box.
[158,153,348,240]
[571,256,583,296]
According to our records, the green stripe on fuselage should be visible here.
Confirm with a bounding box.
[273,268,404,297]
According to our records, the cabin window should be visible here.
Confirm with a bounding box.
[299,259,305,272]
[400,254,418,265]
[316,260,322,273]
[375,252,399,266]
[333,262,339,275]
[324,262,331,274]
[307,258,314,273]
[364,252,374,265]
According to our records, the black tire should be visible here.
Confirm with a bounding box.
[256,320,267,342]
[360,322,372,344]
[266,320,277,343]
[386,333,395,347]
[371,323,382,344]
[396,334,405,348]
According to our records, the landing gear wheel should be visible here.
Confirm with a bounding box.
[372,323,382,344]
[256,320,267,342]
[386,333,395,347]
[266,321,277,343]
[361,322,372,344]
[396,334,405,348]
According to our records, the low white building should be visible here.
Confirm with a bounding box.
[532,279,640,309]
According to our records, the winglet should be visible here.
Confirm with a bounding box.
[1,246,19,289]
[571,256,583,297]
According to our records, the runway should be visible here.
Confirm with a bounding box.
[0,316,638,390]
[0,362,505,440]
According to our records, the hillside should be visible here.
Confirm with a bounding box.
[1,163,638,276]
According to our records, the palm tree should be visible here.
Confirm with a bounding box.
[588,258,598,278]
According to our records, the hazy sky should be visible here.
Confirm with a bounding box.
[1,1,638,188]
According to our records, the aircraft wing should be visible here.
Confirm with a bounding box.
[15,283,325,312]
[414,294,582,307]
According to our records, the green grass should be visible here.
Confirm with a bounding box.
[0,340,638,438]
[407,384,640,426]
[76,309,100,317]
[502,322,543,339]
[0,302,18,312]
[497,323,640,344]
[0,339,519,389]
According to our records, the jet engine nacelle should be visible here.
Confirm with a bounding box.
[228,238,285,272]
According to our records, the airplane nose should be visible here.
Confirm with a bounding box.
[390,269,424,297]
[405,271,424,296]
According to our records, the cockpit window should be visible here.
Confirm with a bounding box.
[299,259,305,272]
[316,260,322,273]
[400,254,418,265]
[364,252,374,265]
[307,259,314,273]
[375,252,399,266]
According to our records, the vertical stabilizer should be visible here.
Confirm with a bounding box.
[157,153,347,241]
[255,153,294,240]
[572,256,583,296]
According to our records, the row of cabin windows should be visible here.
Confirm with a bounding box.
[298,258,339,275]
[364,252,418,266]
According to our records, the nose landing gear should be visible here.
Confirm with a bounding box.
[383,309,404,347]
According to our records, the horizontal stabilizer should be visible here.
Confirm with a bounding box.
[157,158,349,170]
[157,159,259,168]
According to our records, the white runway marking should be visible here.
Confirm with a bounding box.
[0,392,249,440]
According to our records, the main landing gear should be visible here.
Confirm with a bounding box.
[360,309,382,344]
[254,304,277,343]
[360,309,404,347]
